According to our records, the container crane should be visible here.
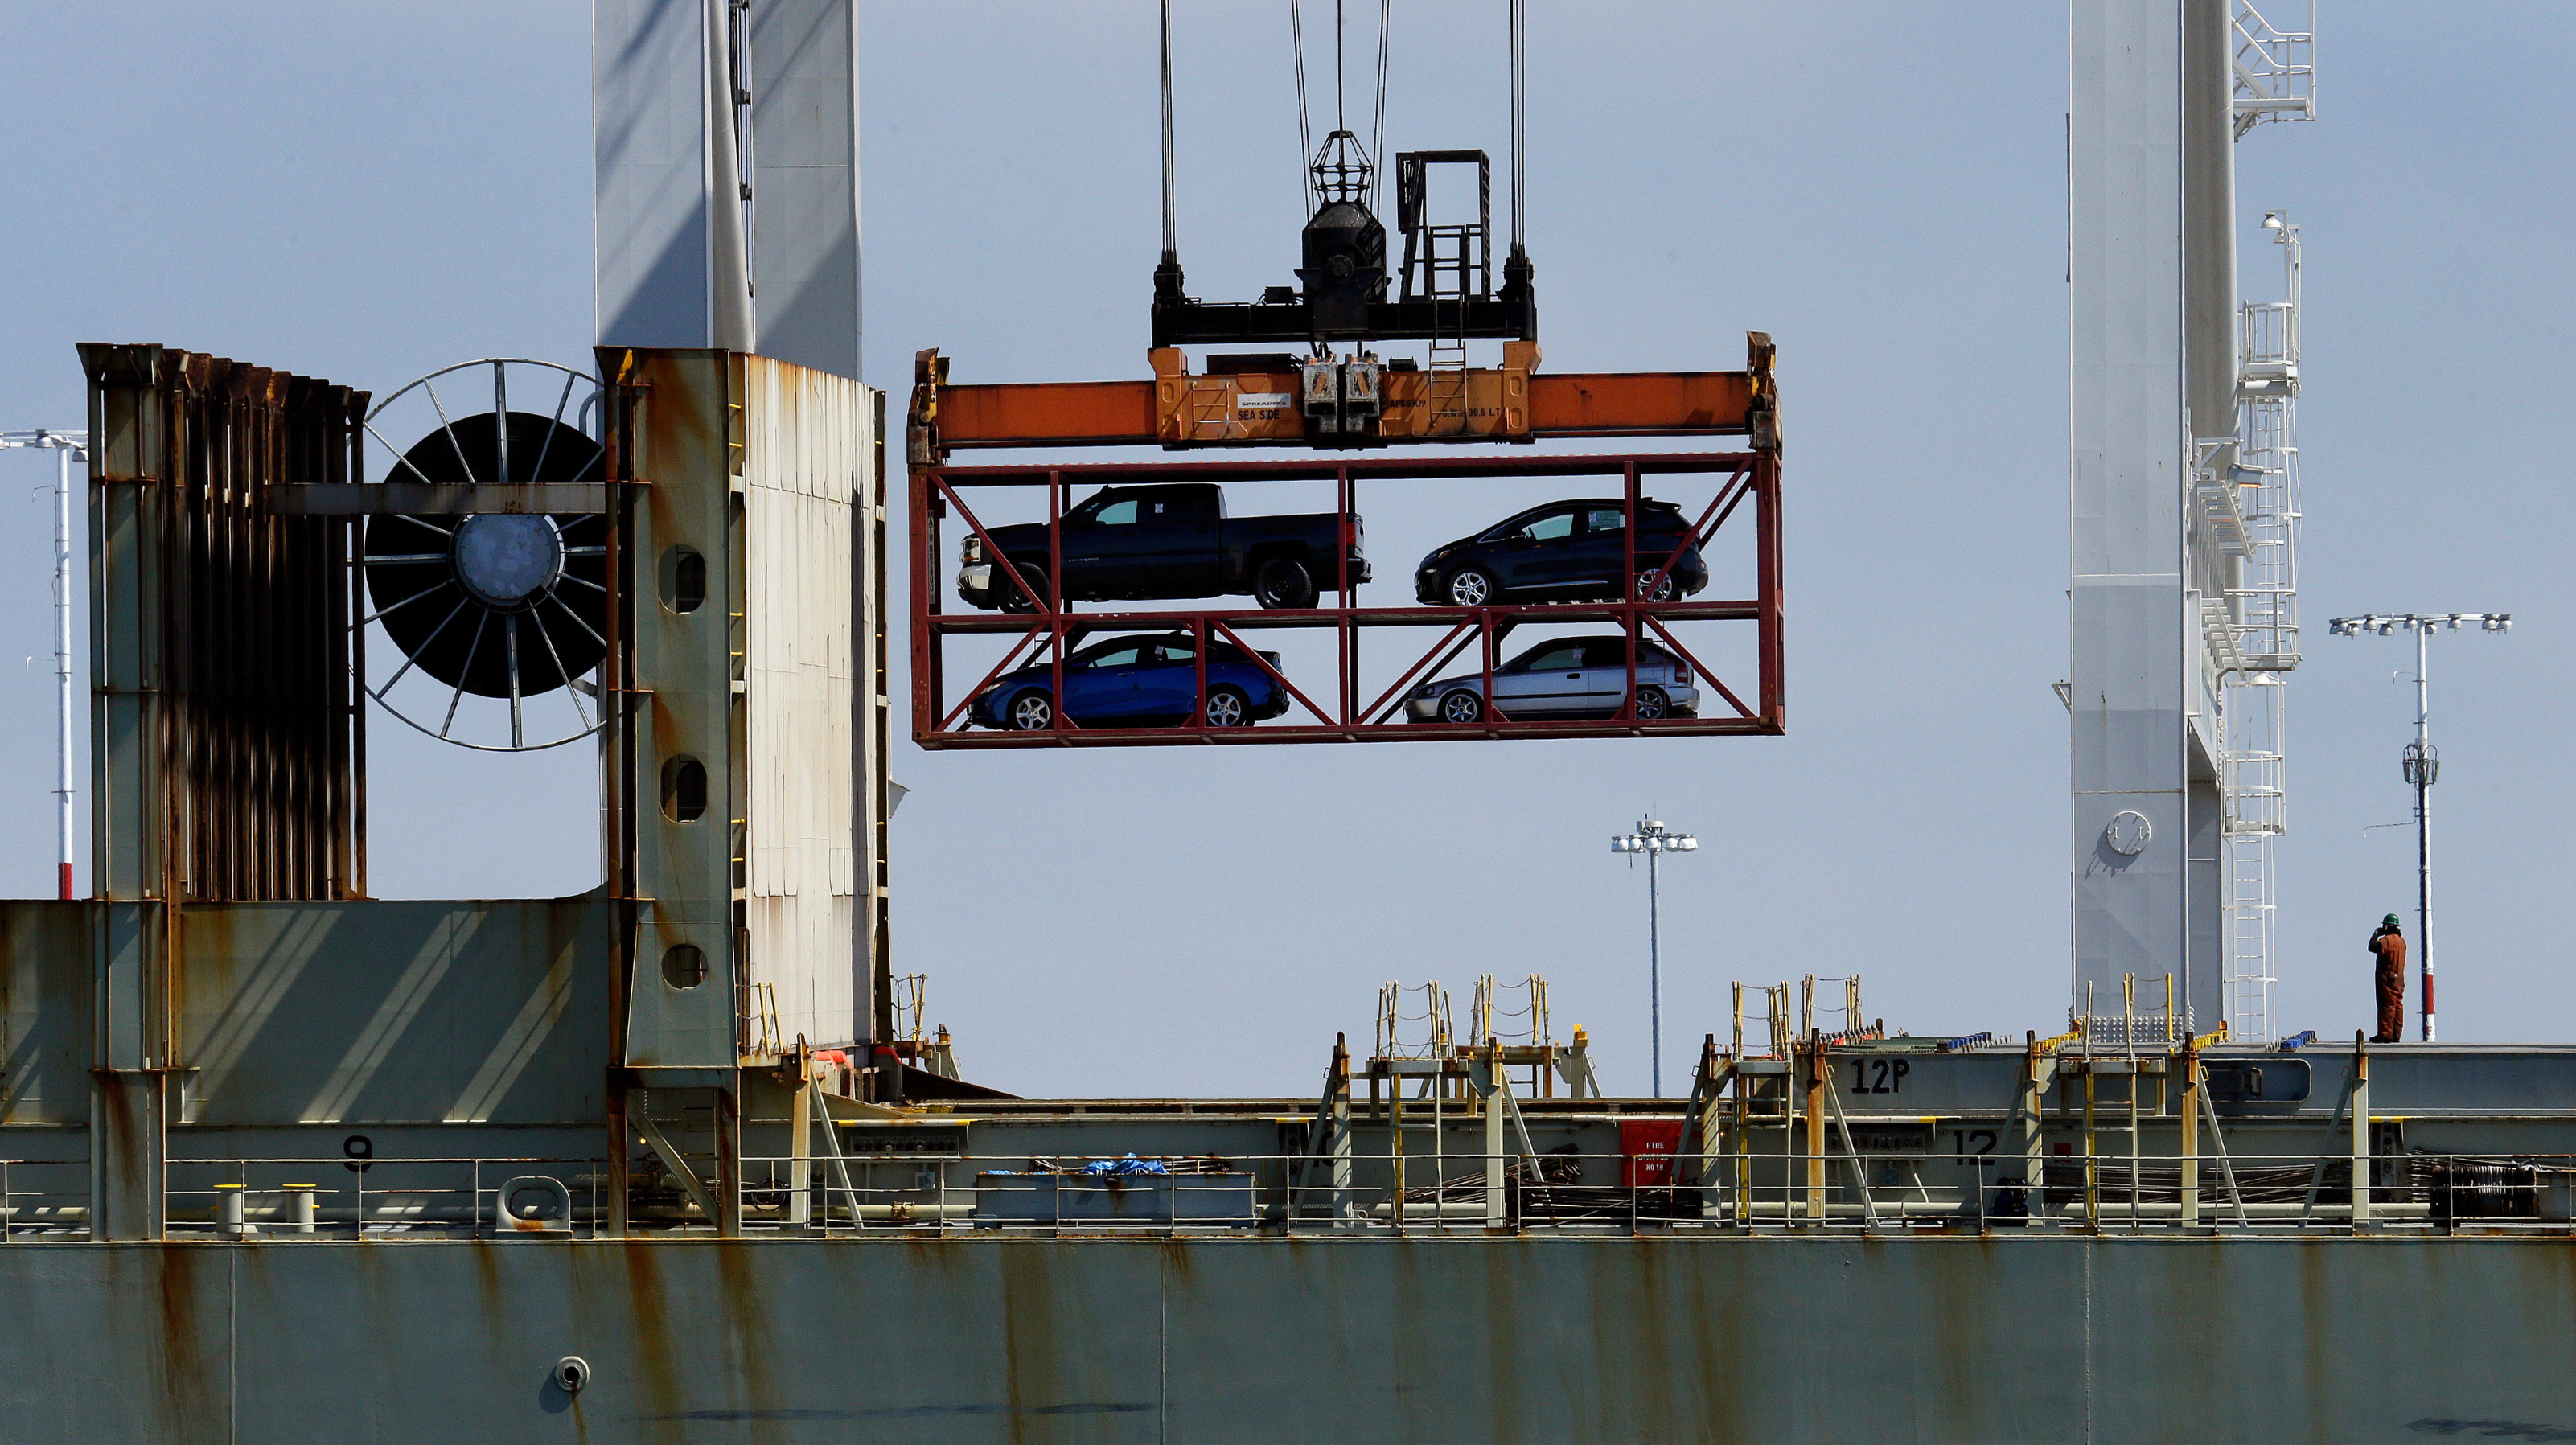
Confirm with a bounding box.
[910,2,1788,749]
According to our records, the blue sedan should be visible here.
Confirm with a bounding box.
[970,632,1292,731]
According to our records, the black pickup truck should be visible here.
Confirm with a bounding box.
[955,482,1370,612]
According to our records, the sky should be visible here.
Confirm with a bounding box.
[0,3,2570,1098]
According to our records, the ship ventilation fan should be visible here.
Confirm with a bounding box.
[356,359,609,751]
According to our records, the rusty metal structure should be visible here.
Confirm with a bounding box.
[76,346,372,1240]
[18,341,891,1253]
[84,344,368,905]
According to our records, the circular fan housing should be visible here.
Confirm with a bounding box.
[362,410,607,700]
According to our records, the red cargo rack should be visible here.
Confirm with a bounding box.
[910,449,1781,749]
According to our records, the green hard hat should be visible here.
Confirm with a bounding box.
[2382,914,2402,929]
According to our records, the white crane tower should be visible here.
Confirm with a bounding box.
[2068,1,2311,1043]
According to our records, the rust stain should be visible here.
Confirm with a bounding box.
[154,1245,216,1439]
[183,904,240,1004]
[1366,1238,1423,1432]
[1678,1234,1743,1445]
[1478,1239,1535,1444]
[466,1229,506,1415]
[1614,1236,1678,1445]
[996,1239,1040,1445]
[709,1238,786,1445]
[2298,1237,2332,1443]
[620,1241,688,1445]
[1929,1238,1991,1442]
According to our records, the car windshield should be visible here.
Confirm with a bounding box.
[1509,642,1587,673]
[1480,501,1684,543]
[1064,640,1148,670]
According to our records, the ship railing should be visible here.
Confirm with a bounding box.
[0,1156,88,1240]
[156,1156,610,1239]
[717,1149,2576,1239]
[6,1147,2557,1241]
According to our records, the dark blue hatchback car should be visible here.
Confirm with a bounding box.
[1413,498,1710,607]
[969,632,1292,731]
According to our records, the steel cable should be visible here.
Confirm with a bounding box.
[1508,0,1526,248]
[1292,0,1313,204]
[1160,0,1177,255]
[1370,0,1391,207]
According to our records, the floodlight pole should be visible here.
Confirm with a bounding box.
[2,430,87,901]
[2411,624,2430,1043]
[2329,612,2511,1043]
[1610,815,1696,1095]
[1649,840,1662,1094]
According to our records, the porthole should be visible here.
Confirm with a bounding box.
[661,943,707,990]
[662,756,706,822]
[662,547,706,614]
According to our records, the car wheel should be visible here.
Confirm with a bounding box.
[996,564,1050,614]
[1634,570,1678,602]
[1007,690,1055,731]
[1444,565,1498,607]
[1633,685,1671,720]
[1203,684,1251,728]
[1255,556,1317,610]
[1439,688,1484,724]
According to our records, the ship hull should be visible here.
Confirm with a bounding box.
[7,1234,2568,1443]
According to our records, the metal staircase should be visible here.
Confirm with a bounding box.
[1395,152,1493,437]
[2220,211,2306,1045]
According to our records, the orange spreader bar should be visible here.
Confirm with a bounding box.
[914,332,1778,454]
[933,379,1157,450]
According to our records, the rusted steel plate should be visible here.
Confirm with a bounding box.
[78,343,365,905]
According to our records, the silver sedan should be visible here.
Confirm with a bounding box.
[1403,635,1701,723]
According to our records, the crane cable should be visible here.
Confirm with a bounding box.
[1276,3,1527,235]
[1291,0,1311,208]
[1294,0,1389,208]
[1335,0,1346,136]
[1160,0,1177,257]
[1370,0,1391,208]
[1509,0,1526,249]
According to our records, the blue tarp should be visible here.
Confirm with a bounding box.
[1075,1154,1170,1176]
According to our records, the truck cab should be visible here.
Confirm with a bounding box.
[957,482,1368,611]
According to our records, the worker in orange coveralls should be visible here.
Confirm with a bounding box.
[2368,914,2407,1044]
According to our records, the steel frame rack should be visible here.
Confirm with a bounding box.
[907,334,1784,749]
[911,450,1780,749]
